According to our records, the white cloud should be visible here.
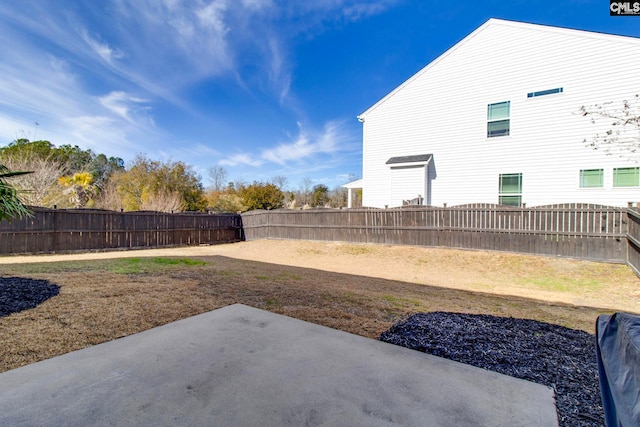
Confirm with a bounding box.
[186,143,222,157]
[220,153,264,167]
[81,30,124,66]
[197,1,228,32]
[342,1,394,21]
[267,38,291,103]
[241,0,273,10]
[261,120,348,165]
[99,91,154,128]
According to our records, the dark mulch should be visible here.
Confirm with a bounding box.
[0,277,60,317]
[380,312,603,427]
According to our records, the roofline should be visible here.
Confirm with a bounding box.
[357,18,640,121]
[342,178,363,189]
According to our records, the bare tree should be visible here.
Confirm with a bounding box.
[0,154,67,207]
[271,175,288,190]
[208,166,228,192]
[95,179,123,211]
[297,177,313,207]
[140,190,185,213]
[579,94,640,162]
[328,186,348,208]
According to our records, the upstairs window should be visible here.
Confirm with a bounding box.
[527,87,563,98]
[613,167,640,187]
[580,169,604,188]
[488,101,510,137]
[499,173,522,206]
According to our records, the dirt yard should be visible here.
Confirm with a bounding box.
[4,239,636,312]
[1,239,638,373]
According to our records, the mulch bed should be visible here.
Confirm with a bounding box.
[0,277,59,317]
[380,312,603,427]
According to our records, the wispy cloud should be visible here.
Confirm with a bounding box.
[343,1,395,21]
[261,120,347,165]
[217,118,358,173]
[267,37,291,103]
[0,1,394,110]
[81,30,124,66]
[220,153,265,167]
[99,91,154,128]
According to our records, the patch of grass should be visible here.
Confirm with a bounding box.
[100,257,206,274]
[111,258,143,274]
[4,257,207,276]
[4,260,98,274]
[523,275,602,292]
[296,248,326,256]
[151,258,206,266]
[218,270,237,277]
[339,245,375,255]
[264,298,282,308]
[381,294,423,309]
[254,273,301,281]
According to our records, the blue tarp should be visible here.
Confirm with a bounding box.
[596,312,640,427]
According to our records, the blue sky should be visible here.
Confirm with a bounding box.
[1,1,639,190]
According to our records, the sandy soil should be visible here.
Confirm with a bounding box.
[2,239,638,313]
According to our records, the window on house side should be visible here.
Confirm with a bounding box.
[488,101,510,137]
[499,173,522,206]
[580,169,604,188]
[613,167,640,187]
[527,88,563,98]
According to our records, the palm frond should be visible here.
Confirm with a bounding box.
[0,164,34,221]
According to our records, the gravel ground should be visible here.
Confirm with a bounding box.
[380,312,603,427]
[0,277,59,317]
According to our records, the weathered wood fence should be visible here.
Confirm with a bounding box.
[242,204,631,263]
[0,208,243,254]
[3,205,640,272]
[627,208,640,275]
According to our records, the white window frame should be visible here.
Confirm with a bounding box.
[487,101,510,138]
[498,173,522,206]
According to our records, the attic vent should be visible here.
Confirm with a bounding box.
[527,87,563,98]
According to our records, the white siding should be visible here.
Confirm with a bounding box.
[360,19,640,208]
[390,166,425,207]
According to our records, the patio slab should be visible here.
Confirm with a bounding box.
[0,304,558,426]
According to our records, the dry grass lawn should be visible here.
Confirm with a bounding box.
[1,239,638,373]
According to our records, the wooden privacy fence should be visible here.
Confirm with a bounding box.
[627,208,640,275]
[0,208,243,254]
[242,204,630,263]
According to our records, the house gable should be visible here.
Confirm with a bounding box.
[359,19,640,208]
[358,18,640,121]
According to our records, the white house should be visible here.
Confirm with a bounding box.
[355,19,640,208]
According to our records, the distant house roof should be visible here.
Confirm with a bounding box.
[342,178,363,189]
[386,154,433,165]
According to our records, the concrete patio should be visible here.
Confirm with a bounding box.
[0,304,558,426]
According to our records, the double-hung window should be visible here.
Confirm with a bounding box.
[580,169,604,188]
[613,167,640,187]
[487,101,510,137]
[499,173,522,206]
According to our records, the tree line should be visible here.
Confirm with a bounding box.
[0,139,361,217]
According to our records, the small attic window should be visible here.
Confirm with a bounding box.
[527,87,563,98]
